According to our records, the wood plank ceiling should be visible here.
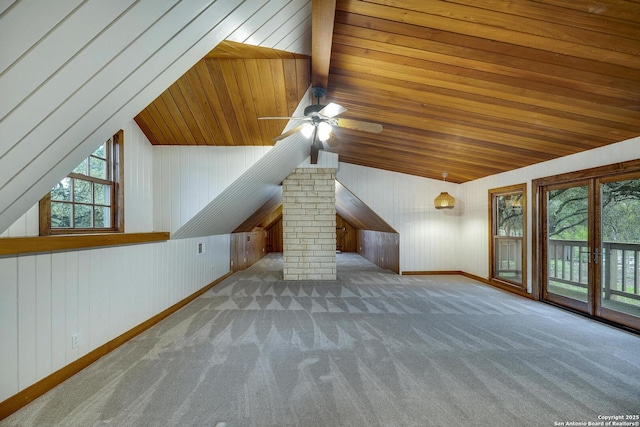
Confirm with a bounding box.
[134,41,311,147]
[135,0,640,183]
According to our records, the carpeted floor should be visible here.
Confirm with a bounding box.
[2,253,640,426]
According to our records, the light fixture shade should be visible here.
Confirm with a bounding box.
[318,121,332,141]
[434,191,455,209]
[301,123,314,138]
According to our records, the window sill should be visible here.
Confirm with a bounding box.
[0,232,170,256]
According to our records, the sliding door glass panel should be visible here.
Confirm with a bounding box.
[600,177,640,319]
[547,185,589,304]
[494,193,524,285]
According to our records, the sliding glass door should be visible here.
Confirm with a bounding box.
[544,181,593,312]
[597,173,640,326]
[538,168,640,330]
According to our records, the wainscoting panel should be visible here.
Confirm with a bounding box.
[357,230,400,273]
[35,254,52,382]
[0,257,18,402]
[231,230,267,272]
[0,234,230,403]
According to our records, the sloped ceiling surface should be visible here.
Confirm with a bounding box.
[0,0,312,234]
[134,0,640,184]
[135,42,310,147]
[171,90,314,239]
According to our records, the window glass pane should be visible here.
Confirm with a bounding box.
[89,156,107,179]
[490,186,526,289]
[546,185,589,303]
[44,133,120,235]
[51,202,72,228]
[72,158,88,175]
[51,177,72,201]
[496,194,523,237]
[74,179,92,203]
[93,143,106,159]
[95,206,111,228]
[494,237,523,284]
[548,187,588,240]
[94,184,111,206]
[75,204,92,228]
[601,178,640,244]
[601,177,640,319]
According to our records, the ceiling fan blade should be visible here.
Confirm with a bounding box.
[272,124,305,142]
[258,116,308,120]
[334,118,383,133]
[318,102,346,118]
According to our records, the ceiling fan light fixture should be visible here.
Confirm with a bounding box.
[301,123,314,138]
[434,172,455,210]
[318,121,332,141]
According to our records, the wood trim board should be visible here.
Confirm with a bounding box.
[0,232,170,256]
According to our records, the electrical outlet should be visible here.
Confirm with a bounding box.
[71,333,80,349]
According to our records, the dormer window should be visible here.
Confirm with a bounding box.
[39,131,123,235]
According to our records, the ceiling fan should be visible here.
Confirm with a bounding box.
[258,86,383,163]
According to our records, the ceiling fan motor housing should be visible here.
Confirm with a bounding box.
[304,104,326,117]
[311,86,327,99]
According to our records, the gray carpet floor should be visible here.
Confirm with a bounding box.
[2,253,640,427]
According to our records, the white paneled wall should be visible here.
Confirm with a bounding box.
[0,205,38,238]
[0,234,230,402]
[0,0,314,234]
[337,163,461,273]
[152,145,272,234]
[460,135,640,292]
[123,120,154,232]
[0,118,244,402]
[0,120,156,238]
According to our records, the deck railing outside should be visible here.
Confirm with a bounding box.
[547,239,640,303]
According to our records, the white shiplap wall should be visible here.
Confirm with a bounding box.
[0,0,313,235]
[459,135,640,292]
[228,0,311,55]
[152,145,273,234]
[124,120,155,233]
[0,118,249,402]
[337,163,461,273]
[0,234,230,402]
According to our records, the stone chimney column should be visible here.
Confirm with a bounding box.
[282,167,336,280]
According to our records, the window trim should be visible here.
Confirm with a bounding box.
[488,183,528,295]
[40,130,124,235]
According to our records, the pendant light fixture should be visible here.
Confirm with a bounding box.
[434,172,455,209]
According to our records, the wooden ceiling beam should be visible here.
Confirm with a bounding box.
[311,0,337,92]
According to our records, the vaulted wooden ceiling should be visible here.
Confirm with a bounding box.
[135,0,640,183]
